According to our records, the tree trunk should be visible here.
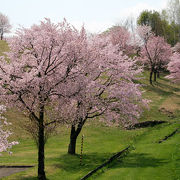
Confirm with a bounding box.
[1,33,3,40]
[154,71,157,82]
[68,136,77,154]
[157,71,160,78]
[150,71,153,85]
[38,106,46,180]
[0,28,3,40]
[68,123,83,155]
[68,125,76,154]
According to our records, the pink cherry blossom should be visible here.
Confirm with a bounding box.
[0,105,18,154]
[167,52,180,82]
[0,18,91,179]
[137,25,172,84]
[48,32,149,154]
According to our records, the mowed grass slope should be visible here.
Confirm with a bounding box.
[90,72,180,180]
[1,122,146,180]
[0,40,179,179]
[0,40,9,56]
[91,122,180,180]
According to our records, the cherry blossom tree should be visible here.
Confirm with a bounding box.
[137,25,172,84]
[105,26,137,56]
[108,26,130,51]
[0,19,91,180]
[167,52,180,82]
[50,35,148,155]
[173,42,180,53]
[0,105,18,154]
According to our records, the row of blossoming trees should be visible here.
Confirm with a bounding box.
[0,19,178,180]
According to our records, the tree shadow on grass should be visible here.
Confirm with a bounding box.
[113,153,168,168]
[15,152,168,179]
[50,151,168,172]
[51,152,114,173]
[143,84,173,97]
[141,80,180,98]
[155,82,180,93]
[88,152,168,179]
[136,76,180,97]
[159,76,169,82]
[10,173,52,180]
[17,177,38,180]
[16,174,52,180]
[17,177,50,180]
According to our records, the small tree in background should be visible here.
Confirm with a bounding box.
[0,105,18,154]
[137,25,172,84]
[108,26,130,51]
[0,12,11,40]
[105,26,137,56]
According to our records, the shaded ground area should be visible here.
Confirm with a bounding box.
[126,120,166,130]
[0,167,32,178]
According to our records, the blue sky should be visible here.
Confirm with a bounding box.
[0,0,167,34]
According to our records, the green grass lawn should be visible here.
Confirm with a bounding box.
[0,41,179,179]
[1,123,146,180]
[91,122,180,180]
[0,40,9,57]
[90,72,180,180]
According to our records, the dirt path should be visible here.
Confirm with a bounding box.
[0,167,32,179]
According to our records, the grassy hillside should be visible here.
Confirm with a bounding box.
[90,72,180,180]
[91,122,180,180]
[0,40,9,57]
[0,41,179,179]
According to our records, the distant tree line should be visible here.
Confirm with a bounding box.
[137,0,180,46]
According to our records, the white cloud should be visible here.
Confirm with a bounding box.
[121,3,159,19]
[160,0,168,9]
[8,0,169,35]
[115,1,168,23]
[73,1,169,33]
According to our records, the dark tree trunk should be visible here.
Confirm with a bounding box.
[0,28,3,40]
[68,125,77,154]
[1,33,3,40]
[38,106,46,180]
[150,71,153,85]
[154,71,157,82]
[68,123,83,155]
[68,136,77,154]
[157,71,160,78]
